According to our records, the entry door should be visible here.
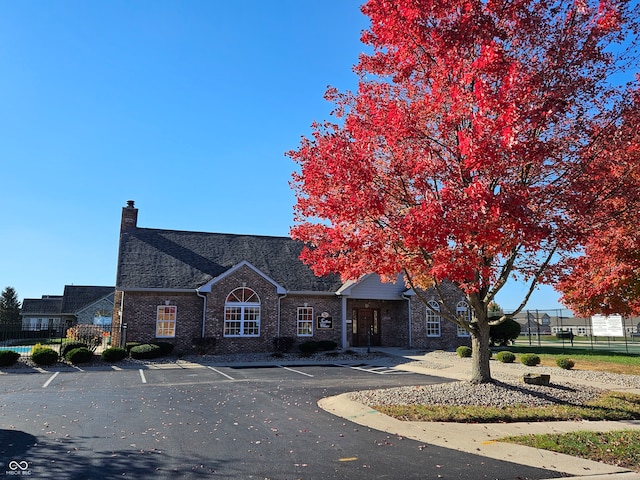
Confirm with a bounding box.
[354,308,381,347]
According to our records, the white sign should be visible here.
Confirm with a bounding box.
[591,314,624,337]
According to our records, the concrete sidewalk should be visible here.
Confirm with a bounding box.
[318,348,640,479]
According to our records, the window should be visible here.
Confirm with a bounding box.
[94,309,112,326]
[456,301,471,337]
[156,305,177,338]
[224,287,261,337]
[426,301,441,337]
[297,307,313,336]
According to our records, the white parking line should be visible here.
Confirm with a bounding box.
[207,366,235,380]
[337,364,410,375]
[139,369,147,384]
[42,372,59,388]
[278,365,314,377]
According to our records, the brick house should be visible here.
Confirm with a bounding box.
[112,201,470,354]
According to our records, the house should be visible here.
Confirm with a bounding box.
[20,285,115,337]
[112,201,470,354]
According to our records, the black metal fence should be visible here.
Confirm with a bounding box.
[0,323,115,358]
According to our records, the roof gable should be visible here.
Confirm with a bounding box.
[336,274,409,300]
[61,286,115,314]
[199,261,287,294]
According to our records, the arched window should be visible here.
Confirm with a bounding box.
[426,300,441,337]
[94,309,112,326]
[224,287,261,337]
[456,301,471,337]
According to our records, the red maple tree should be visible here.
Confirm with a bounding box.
[288,0,639,383]
[558,91,640,317]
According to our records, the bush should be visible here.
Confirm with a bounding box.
[272,336,294,353]
[456,346,472,358]
[556,357,575,370]
[65,347,93,364]
[0,350,20,367]
[489,318,521,346]
[31,345,59,366]
[61,341,88,358]
[495,351,516,363]
[129,343,162,359]
[152,341,175,356]
[317,340,338,351]
[102,347,128,362]
[520,353,541,366]
[125,342,142,353]
[299,341,319,354]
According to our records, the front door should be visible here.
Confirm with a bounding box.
[353,308,381,347]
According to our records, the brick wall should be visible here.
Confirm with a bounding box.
[409,283,472,350]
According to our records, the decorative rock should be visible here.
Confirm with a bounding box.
[523,373,550,385]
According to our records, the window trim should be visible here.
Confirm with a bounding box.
[156,305,177,338]
[456,301,472,337]
[426,300,441,337]
[296,306,314,337]
[224,287,261,338]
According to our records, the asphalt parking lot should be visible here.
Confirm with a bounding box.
[1,362,566,479]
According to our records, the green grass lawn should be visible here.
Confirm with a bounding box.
[377,348,640,471]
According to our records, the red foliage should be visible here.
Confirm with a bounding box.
[289,0,640,319]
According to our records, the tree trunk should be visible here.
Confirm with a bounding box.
[470,320,493,384]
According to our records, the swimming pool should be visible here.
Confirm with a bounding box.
[0,345,33,355]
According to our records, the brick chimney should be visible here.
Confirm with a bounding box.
[120,200,138,232]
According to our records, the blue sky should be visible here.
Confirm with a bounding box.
[0,0,566,312]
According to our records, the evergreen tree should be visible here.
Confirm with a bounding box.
[0,286,22,327]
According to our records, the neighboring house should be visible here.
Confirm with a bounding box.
[512,311,553,336]
[20,286,115,336]
[112,201,470,354]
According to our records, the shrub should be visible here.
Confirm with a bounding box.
[191,337,216,355]
[317,340,338,351]
[272,336,294,353]
[31,345,59,366]
[125,342,142,353]
[556,357,575,370]
[495,351,516,363]
[299,341,319,354]
[129,343,162,360]
[65,347,93,364]
[456,346,472,358]
[66,324,105,350]
[489,318,521,346]
[152,341,175,356]
[0,350,20,367]
[520,353,541,366]
[61,341,88,358]
[102,347,128,362]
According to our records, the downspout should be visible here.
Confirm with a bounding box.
[196,289,207,338]
[277,293,287,337]
[119,291,126,347]
[340,295,348,350]
[402,293,412,349]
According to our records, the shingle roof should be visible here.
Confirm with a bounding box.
[60,286,114,313]
[116,228,343,292]
[21,297,63,315]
